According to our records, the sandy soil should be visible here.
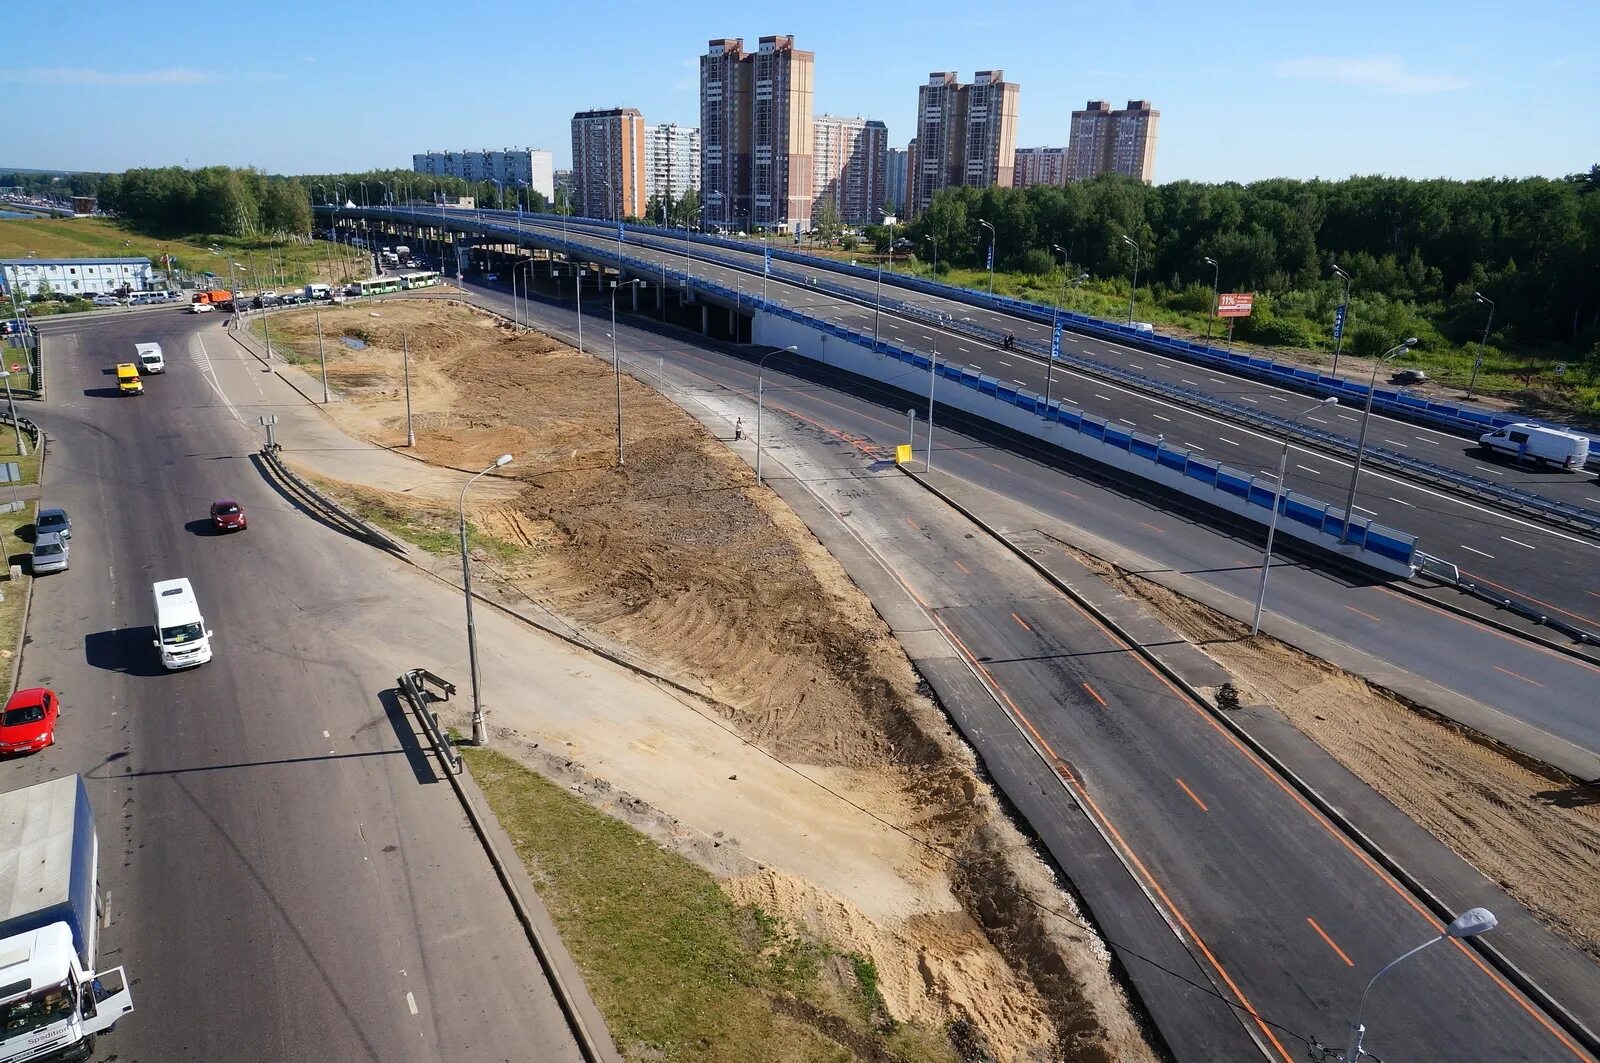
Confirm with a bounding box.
[1069,546,1600,960]
[265,300,1158,1063]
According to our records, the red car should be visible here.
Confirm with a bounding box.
[210,499,247,532]
[0,687,59,755]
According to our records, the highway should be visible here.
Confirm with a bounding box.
[17,311,587,1061]
[462,274,1600,1061]
[341,207,1600,643]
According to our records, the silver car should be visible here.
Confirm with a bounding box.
[30,532,69,574]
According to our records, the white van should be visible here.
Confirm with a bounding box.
[1478,423,1591,470]
[134,341,165,374]
[152,578,214,669]
[304,283,331,300]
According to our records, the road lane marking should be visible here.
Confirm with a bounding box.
[1344,605,1383,623]
[1013,379,1028,385]
[1384,439,1409,448]
[1306,416,1327,424]
[1494,666,1544,688]
[1010,612,1032,632]
[406,991,418,1016]
[1307,918,1354,967]
[1268,395,1288,402]
[1094,394,1111,401]
[1119,418,1137,426]
[1353,504,1376,515]
[1337,414,1358,422]
[1129,362,1145,369]
[1058,488,1081,500]
[1081,682,1107,707]
[1241,397,1259,403]
[1295,465,1321,475]
[1460,544,1495,558]
[1387,497,1415,507]
[1218,437,1240,446]
[1175,778,1209,812]
[957,346,972,352]
[1153,414,1171,422]
[1140,521,1165,534]
[952,559,970,575]
[1183,442,1205,451]
[1418,436,1439,444]
[1473,466,1503,476]
[1500,536,1536,550]
[997,360,1013,366]
[1181,378,1200,385]
[323,730,330,739]
[1208,376,1226,384]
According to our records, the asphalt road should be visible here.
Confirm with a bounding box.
[464,275,1597,1061]
[452,275,1600,763]
[361,207,1600,640]
[16,310,585,1062]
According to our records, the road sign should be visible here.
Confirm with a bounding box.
[1051,322,1063,361]
[8,364,18,373]
[895,444,913,465]
[764,246,772,273]
[1333,303,1346,340]
[0,463,19,484]
[1217,293,1255,318]
[986,244,994,272]
[617,222,625,244]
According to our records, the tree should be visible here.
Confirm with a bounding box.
[813,200,841,243]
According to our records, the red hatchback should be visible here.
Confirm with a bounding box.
[0,687,59,755]
[210,498,247,532]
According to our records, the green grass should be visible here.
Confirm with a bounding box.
[464,746,956,1063]
[329,486,523,564]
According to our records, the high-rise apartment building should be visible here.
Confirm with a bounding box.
[570,107,648,220]
[1065,100,1160,184]
[699,35,814,232]
[1013,146,1067,187]
[812,115,887,225]
[644,124,701,208]
[908,70,1019,216]
[886,147,909,214]
[412,147,554,200]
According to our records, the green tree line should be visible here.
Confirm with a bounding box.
[907,167,1600,360]
[298,170,550,215]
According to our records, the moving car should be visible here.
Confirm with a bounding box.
[30,531,69,574]
[116,362,142,394]
[1391,368,1428,385]
[209,499,247,532]
[0,687,59,755]
[1478,423,1592,469]
[152,578,214,669]
[187,301,215,314]
[136,341,165,373]
[35,506,70,540]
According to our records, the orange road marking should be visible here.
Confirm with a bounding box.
[1372,586,1600,677]
[1343,605,1383,623]
[1081,682,1108,707]
[952,558,971,575]
[1139,521,1166,534]
[905,516,921,531]
[1175,778,1209,812]
[1010,612,1032,632]
[1058,488,1081,500]
[1493,665,1544,688]
[1465,571,1600,631]
[1307,917,1354,967]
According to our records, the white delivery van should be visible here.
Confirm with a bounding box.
[1478,423,1591,469]
[152,578,214,669]
[134,341,165,374]
[304,283,331,300]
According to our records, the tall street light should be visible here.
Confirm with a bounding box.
[460,453,514,746]
[925,331,941,472]
[1469,291,1495,399]
[1252,397,1338,634]
[611,278,644,465]
[755,345,801,485]
[1346,907,1497,1063]
[683,205,704,283]
[1203,256,1220,348]
[1331,264,1353,375]
[1339,336,1418,543]
[0,371,26,457]
[978,218,996,294]
[1121,234,1141,326]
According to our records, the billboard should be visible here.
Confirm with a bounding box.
[1217,293,1255,317]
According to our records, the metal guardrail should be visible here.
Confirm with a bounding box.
[324,208,1423,570]
[258,444,405,553]
[397,668,463,774]
[0,411,39,445]
[1413,552,1600,646]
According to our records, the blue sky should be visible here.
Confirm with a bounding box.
[4,0,1596,183]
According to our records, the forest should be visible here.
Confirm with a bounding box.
[900,168,1600,369]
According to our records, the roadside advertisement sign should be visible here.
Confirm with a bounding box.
[1333,303,1347,339]
[1217,293,1255,318]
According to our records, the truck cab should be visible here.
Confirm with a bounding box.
[0,925,131,1063]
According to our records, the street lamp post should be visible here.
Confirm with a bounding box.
[1331,264,1353,376]
[1252,397,1338,634]
[1121,234,1141,326]
[313,304,331,404]
[402,333,415,447]
[611,279,644,465]
[1339,337,1418,543]
[755,345,801,485]
[926,331,940,472]
[1346,908,1498,1062]
[0,371,26,457]
[1203,256,1220,348]
[1469,292,1495,398]
[978,219,996,294]
[460,453,514,746]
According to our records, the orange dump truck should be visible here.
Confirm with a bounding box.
[191,289,232,305]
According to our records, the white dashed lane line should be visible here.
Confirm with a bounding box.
[1384,440,1409,448]
[1337,414,1358,422]
[1153,414,1171,422]
[1095,394,1112,401]
[1387,497,1415,507]
[1119,418,1137,426]
[1181,378,1200,386]
[1500,536,1537,550]
[1296,465,1322,475]
[1183,442,1205,451]
[1219,437,1240,446]
[1460,544,1496,559]
[1241,397,1259,403]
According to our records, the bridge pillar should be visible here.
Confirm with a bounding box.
[631,284,639,312]
[701,304,709,336]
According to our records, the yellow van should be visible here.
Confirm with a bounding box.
[116,362,143,395]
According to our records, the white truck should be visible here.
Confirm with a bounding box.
[1478,422,1591,469]
[133,342,163,375]
[304,283,331,301]
[0,776,134,1063]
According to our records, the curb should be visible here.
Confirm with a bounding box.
[897,463,1600,1057]
[6,437,45,700]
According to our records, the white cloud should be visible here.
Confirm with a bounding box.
[672,57,698,94]
[1274,55,1468,95]
[0,67,216,86]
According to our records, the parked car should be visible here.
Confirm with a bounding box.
[35,507,70,540]
[30,531,69,574]
[0,687,59,755]
[209,499,247,532]
[1390,368,1428,385]
[188,301,215,314]
[91,295,118,308]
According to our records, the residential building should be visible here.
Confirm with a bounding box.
[644,124,701,208]
[1013,146,1067,187]
[886,147,909,214]
[570,107,648,220]
[554,170,574,205]
[411,147,555,200]
[812,115,888,225]
[1065,99,1160,184]
[0,257,153,298]
[699,34,814,233]
[908,70,1019,216]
